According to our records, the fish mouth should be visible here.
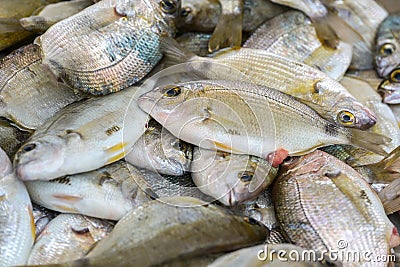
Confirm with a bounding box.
[378,89,400,104]
[357,108,377,130]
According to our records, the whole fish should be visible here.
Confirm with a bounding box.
[14,86,149,181]
[125,119,192,176]
[191,147,278,205]
[25,161,151,220]
[272,150,400,266]
[20,0,94,33]
[209,243,328,266]
[243,10,353,81]
[32,204,59,237]
[375,14,400,78]
[177,0,288,33]
[68,197,268,266]
[36,0,181,95]
[208,0,244,52]
[138,168,214,202]
[138,79,388,168]
[176,32,212,56]
[0,118,31,158]
[341,76,400,153]
[28,214,114,265]
[0,44,84,130]
[0,147,35,266]
[378,66,400,104]
[162,38,377,130]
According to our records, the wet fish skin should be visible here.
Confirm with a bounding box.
[20,0,95,33]
[37,0,181,95]
[378,66,400,104]
[244,10,352,81]
[177,0,287,33]
[125,120,192,176]
[0,147,35,266]
[191,147,277,206]
[208,0,244,52]
[176,32,212,57]
[28,214,114,265]
[32,204,59,237]
[272,150,400,266]
[161,37,377,130]
[0,118,31,158]
[14,86,148,181]
[0,43,84,130]
[75,197,268,267]
[25,161,151,220]
[138,79,387,163]
[375,14,400,78]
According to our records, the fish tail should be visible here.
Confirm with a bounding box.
[349,129,391,156]
[160,36,197,67]
[325,11,364,45]
[378,178,400,214]
[208,13,243,53]
[0,18,25,33]
[367,146,400,183]
[311,16,340,49]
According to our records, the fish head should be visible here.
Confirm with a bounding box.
[375,39,400,78]
[117,0,181,35]
[160,129,193,175]
[377,67,400,104]
[14,135,67,181]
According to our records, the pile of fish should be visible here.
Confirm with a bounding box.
[1,0,400,266]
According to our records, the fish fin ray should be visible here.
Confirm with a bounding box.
[378,179,400,214]
[367,146,400,182]
[208,13,242,52]
[350,129,391,156]
[161,37,196,67]
[0,18,25,33]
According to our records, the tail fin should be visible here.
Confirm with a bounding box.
[160,37,197,67]
[0,18,25,33]
[367,146,400,183]
[208,13,243,52]
[350,129,391,156]
[378,178,400,214]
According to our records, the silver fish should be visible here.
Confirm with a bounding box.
[191,147,277,206]
[375,13,400,77]
[0,147,35,266]
[125,119,192,176]
[36,0,181,95]
[25,161,151,220]
[14,86,148,181]
[27,214,114,265]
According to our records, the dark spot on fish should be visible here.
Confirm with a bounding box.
[323,170,341,179]
[244,216,261,225]
[66,129,83,139]
[324,123,339,137]
[71,227,90,235]
[201,203,209,208]
[49,176,72,185]
[313,81,322,94]
[360,190,372,205]
[145,188,159,200]
[105,125,121,136]
[98,172,113,186]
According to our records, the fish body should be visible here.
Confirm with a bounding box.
[0,118,31,158]
[375,14,400,78]
[27,214,114,265]
[20,0,94,33]
[138,80,386,165]
[76,197,268,267]
[36,0,181,95]
[378,66,400,104]
[176,32,212,56]
[272,150,400,266]
[14,86,149,181]
[191,147,277,205]
[125,120,192,176]
[0,44,84,130]
[25,161,150,220]
[0,148,35,266]
[244,10,352,81]
[162,38,377,129]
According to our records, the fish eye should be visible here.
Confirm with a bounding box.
[163,86,181,97]
[21,143,36,152]
[173,140,186,151]
[160,0,177,14]
[239,171,254,183]
[390,69,400,83]
[337,111,355,125]
[380,43,395,56]
[181,7,191,17]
